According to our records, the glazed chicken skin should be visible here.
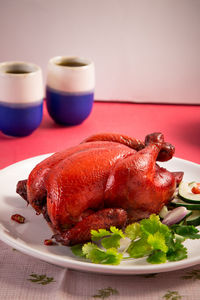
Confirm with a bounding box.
[16,132,183,246]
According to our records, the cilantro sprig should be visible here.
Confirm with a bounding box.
[82,243,123,265]
[71,214,200,265]
[91,226,125,249]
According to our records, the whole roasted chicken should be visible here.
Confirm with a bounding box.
[16,132,183,246]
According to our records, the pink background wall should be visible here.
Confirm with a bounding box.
[0,0,199,103]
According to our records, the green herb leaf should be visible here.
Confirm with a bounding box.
[147,231,168,253]
[70,213,200,266]
[82,242,122,265]
[167,241,187,262]
[147,250,167,264]
[91,226,125,249]
[101,234,122,249]
[171,224,200,239]
[127,237,152,258]
[101,227,125,249]
[125,222,141,240]
[91,229,111,241]
[127,214,170,262]
[71,244,86,258]
[140,214,171,237]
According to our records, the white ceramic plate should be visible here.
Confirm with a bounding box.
[0,154,199,275]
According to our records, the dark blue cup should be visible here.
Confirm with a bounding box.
[0,101,43,137]
[46,87,93,125]
[46,56,95,126]
[0,61,44,137]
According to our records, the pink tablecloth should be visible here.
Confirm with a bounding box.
[0,102,200,299]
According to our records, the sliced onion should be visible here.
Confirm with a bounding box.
[162,207,189,226]
[159,206,169,219]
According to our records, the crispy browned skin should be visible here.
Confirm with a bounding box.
[104,144,177,223]
[82,132,145,151]
[16,179,28,202]
[46,143,135,233]
[16,132,183,246]
[83,132,175,162]
[54,208,127,246]
[26,141,132,213]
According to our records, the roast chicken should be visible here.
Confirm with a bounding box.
[16,132,183,246]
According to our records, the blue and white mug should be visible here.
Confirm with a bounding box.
[46,56,95,125]
[0,61,44,137]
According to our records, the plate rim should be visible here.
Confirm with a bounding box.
[0,154,200,275]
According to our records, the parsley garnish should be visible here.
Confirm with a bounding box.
[71,214,200,265]
[82,243,123,265]
[91,226,125,249]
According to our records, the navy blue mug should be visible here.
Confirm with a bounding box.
[0,61,44,137]
[46,56,95,125]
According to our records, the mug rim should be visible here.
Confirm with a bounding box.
[0,61,41,77]
[48,56,94,70]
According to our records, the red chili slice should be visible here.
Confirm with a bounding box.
[192,183,200,194]
[44,239,57,246]
[11,214,25,224]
